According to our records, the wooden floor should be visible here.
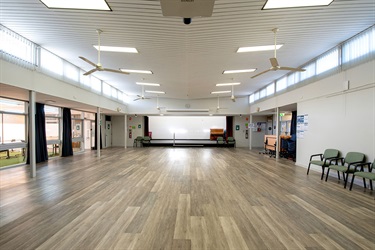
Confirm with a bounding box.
[0,147,374,250]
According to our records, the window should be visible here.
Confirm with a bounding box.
[254,92,259,101]
[0,97,26,113]
[2,114,26,143]
[249,94,254,103]
[64,62,79,82]
[343,26,375,64]
[91,77,102,93]
[103,82,111,96]
[259,88,266,99]
[316,48,339,74]
[266,83,275,96]
[46,117,59,141]
[0,25,35,64]
[40,48,63,75]
[276,77,287,92]
[300,62,316,81]
[287,73,296,86]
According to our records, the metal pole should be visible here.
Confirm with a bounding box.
[29,91,36,178]
[276,107,280,159]
[96,107,100,158]
[124,114,127,149]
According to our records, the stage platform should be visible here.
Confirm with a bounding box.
[147,139,218,147]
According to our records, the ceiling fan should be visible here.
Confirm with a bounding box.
[156,95,166,110]
[214,95,228,112]
[134,86,151,101]
[79,29,130,76]
[230,85,236,102]
[251,28,305,79]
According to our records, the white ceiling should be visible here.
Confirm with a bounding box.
[1,0,374,101]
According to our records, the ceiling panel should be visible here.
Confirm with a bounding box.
[1,0,374,101]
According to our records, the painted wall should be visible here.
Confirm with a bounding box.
[233,115,250,147]
[250,60,375,169]
[250,116,268,148]
[1,59,128,114]
[126,115,144,147]
[111,115,125,147]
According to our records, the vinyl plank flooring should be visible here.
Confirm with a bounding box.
[0,147,374,250]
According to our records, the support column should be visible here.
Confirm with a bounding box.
[96,107,100,158]
[124,114,127,148]
[275,107,280,159]
[29,91,36,178]
[249,115,253,150]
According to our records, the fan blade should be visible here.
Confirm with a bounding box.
[79,56,97,67]
[279,66,306,72]
[83,68,98,76]
[251,69,271,78]
[133,98,141,101]
[270,58,279,68]
[103,68,130,75]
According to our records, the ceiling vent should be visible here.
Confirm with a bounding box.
[160,0,215,18]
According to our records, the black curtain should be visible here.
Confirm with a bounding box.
[226,116,233,139]
[93,113,102,150]
[290,111,297,136]
[144,116,149,137]
[26,103,49,164]
[61,108,73,157]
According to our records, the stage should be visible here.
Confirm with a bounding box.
[146,139,219,147]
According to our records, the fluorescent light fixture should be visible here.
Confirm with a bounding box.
[145,90,165,94]
[167,109,209,112]
[263,0,334,10]
[237,45,283,53]
[211,91,231,94]
[39,0,111,10]
[223,69,256,74]
[121,69,153,74]
[94,46,138,53]
[136,82,160,86]
[216,83,241,86]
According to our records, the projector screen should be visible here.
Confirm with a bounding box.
[149,116,226,139]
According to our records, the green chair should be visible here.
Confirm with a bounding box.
[349,159,375,191]
[227,137,236,147]
[142,136,151,147]
[307,149,340,180]
[133,136,144,147]
[217,137,225,147]
[325,152,365,188]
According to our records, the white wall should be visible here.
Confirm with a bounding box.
[149,116,226,139]
[250,116,268,148]
[233,115,250,147]
[0,59,127,113]
[250,60,375,168]
[126,115,144,147]
[112,115,125,147]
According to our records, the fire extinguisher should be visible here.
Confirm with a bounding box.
[129,129,132,139]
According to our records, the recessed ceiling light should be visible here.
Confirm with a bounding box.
[94,46,138,53]
[121,69,153,74]
[211,91,232,94]
[39,0,111,10]
[136,82,160,86]
[216,83,241,86]
[263,0,334,10]
[223,69,256,74]
[237,45,283,53]
[145,90,165,94]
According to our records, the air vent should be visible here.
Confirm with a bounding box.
[160,0,215,17]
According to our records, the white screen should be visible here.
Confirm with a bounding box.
[149,116,226,139]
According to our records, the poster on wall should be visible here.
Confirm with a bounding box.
[304,114,309,131]
[297,115,305,139]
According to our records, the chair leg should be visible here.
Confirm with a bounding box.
[370,180,373,190]
[363,178,367,189]
[307,163,311,175]
[350,174,356,190]
[325,168,330,181]
[337,171,341,180]
[344,173,349,188]
[320,167,325,180]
